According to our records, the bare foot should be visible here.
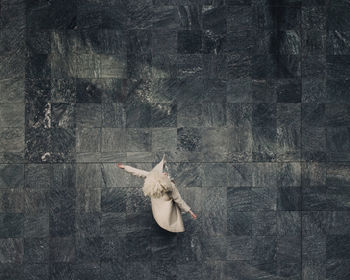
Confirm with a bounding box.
[117,163,124,169]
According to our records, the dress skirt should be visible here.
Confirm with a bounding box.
[150,193,185,233]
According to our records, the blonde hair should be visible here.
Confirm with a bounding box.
[142,171,172,198]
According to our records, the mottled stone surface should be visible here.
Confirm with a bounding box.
[0,0,350,279]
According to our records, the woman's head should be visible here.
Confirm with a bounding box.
[142,171,172,198]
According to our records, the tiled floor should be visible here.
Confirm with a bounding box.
[1,0,350,279]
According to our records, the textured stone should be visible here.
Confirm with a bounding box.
[0,0,349,278]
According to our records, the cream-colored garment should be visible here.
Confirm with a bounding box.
[123,157,191,232]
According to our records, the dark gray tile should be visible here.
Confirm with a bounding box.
[73,263,100,280]
[24,213,49,238]
[326,55,350,79]
[227,187,251,211]
[226,79,252,103]
[326,259,350,280]
[326,79,350,104]
[201,127,229,161]
[277,162,301,187]
[76,127,101,153]
[302,186,328,211]
[225,30,253,54]
[178,54,203,79]
[102,103,126,128]
[101,128,127,153]
[177,30,202,54]
[76,236,102,263]
[200,235,227,261]
[201,103,226,127]
[49,263,74,280]
[0,103,25,128]
[100,260,126,280]
[0,213,24,238]
[302,55,326,78]
[200,187,227,235]
[201,163,227,187]
[251,187,277,210]
[177,127,202,152]
[127,129,152,152]
[25,54,50,79]
[252,235,277,264]
[0,164,24,189]
[176,103,203,127]
[0,78,25,103]
[302,6,326,30]
[126,261,151,280]
[252,211,277,236]
[151,233,177,262]
[101,188,127,213]
[49,208,75,237]
[23,263,49,280]
[302,29,326,55]
[301,211,331,237]
[228,211,252,236]
[51,127,76,162]
[227,6,252,32]
[100,235,125,262]
[227,103,252,128]
[227,163,253,187]
[227,54,250,79]
[176,262,203,280]
[50,78,76,103]
[277,211,301,235]
[252,54,301,79]
[277,187,301,211]
[100,213,126,236]
[252,125,277,161]
[76,78,103,103]
[75,213,101,238]
[254,30,301,55]
[151,103,177,128]
[76,188,101,213]
[252,103,276,127]
[252,5,301,30]
[326,234,350,259]
[0,188,23,213]
[24,189,49,214]
[152,128,177,152]
[0,263,24,280]
[0,238,24,264]
[49,236,76,263]
[176,234,202,264]
[126,229,152,261]
[0,128,25,153]
[227,235,252,261]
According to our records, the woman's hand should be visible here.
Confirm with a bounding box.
[117,163,124,169]
[189,210,197,220]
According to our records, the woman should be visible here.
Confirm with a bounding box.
[117,155,197,232]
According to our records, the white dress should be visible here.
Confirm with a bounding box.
[123,165,191,232]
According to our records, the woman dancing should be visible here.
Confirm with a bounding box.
[117,155,197,232]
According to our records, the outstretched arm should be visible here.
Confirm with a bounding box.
[118,163,149,178]
[169,181,191,213]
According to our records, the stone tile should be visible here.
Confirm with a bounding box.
[0,238,24,263]
[126,128,152,152]
[0,213,24,238]
[0,164,24,189]
[0,103,25,128]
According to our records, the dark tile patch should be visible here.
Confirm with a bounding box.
[177,30,202,54]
